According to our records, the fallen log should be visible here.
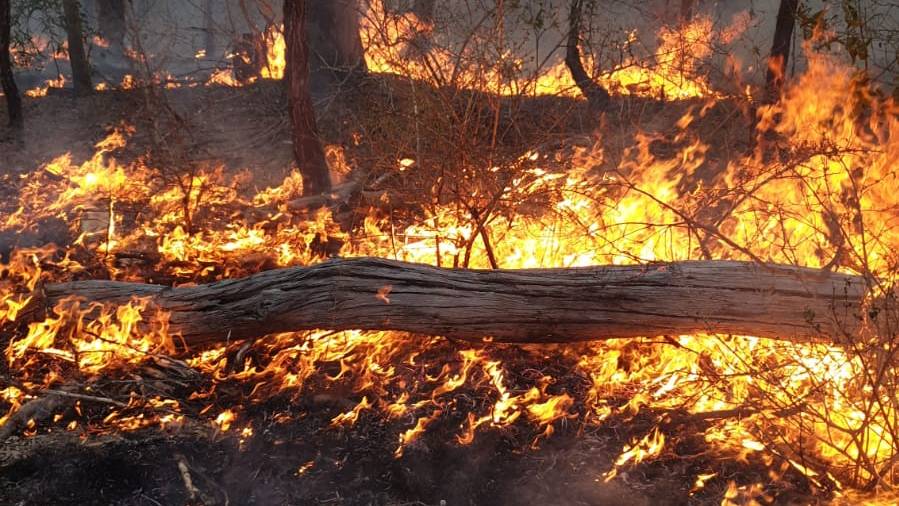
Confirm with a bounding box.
[20,258,869,347]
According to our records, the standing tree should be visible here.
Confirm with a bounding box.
[285,0,331,196]
[412,0,436,22]
[565,0,611,113]
[679,0,694,23]
[306,0,366,92]
[0,0,22,128]
[203,0,216,58]
[62,0,92,95]
[766,0,799,101]
[97,0,126,55]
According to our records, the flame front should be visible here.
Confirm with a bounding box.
[3,8,899,503]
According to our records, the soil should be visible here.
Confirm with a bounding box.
[0,380,807,506]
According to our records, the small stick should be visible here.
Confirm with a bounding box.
[0,392,70,441]
[0,378,129,441]
[175,453,201,501]
[40,388,129,408]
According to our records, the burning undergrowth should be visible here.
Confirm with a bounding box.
[2,26,899,506]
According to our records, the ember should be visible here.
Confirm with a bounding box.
[2,0,899,504]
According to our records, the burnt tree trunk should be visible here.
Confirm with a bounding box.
[285,0,331,196]
[61,0,92,96]
[0,0,22,128]
[412,0,436,22]
[204,0,216,58]
[21,258,869,348]
[566,0,610,113]
[97,0,126,54]
[233,32,264,82]
[679,0,694,23]
[766,0,799,101]
[306,0,366,92]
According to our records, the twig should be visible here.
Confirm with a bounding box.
[40,388,129,408]
[175,453,201,502]
[0,391,70,441]
[0,376,130,441]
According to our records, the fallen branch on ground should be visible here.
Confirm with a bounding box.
[284,171,396,210]
[14,258,870,347]
[0,392,71,441]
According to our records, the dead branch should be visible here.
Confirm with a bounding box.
[565,0,611,112]
[0,389,71,442]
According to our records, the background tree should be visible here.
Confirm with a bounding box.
[61,0,92,95]
[0,0,22,128]
[679,0,694,23]
[412,0,435,22]
[285,0,331,196]
[766,0,799,100]
[97,0,125,55]
[306,0,366,93]
[203,0,216,58]
[565,0,611,113]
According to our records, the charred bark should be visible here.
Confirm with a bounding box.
[203,0,216,58]
[285,0,332,196]
[97,0,126,54]
[22,258,868,348]
[412,0,436,23]
[766,0,799,101]
[232,32,264,82]
[0,0,22,128]
[565,0,610,113]
[61,0,93,96]
[306,0,366,92]
[679,0,694,23]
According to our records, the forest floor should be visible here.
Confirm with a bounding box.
[0,78,818,506]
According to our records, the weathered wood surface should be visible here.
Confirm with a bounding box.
[22,258,869,347]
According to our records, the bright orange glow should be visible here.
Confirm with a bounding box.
[261,24,286,80]
[360,1,725,100]
[1,15,898,503]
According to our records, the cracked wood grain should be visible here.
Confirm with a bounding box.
[19,258,870,347]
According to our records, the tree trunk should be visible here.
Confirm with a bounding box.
[232,32,264,82]
[97,0,126,54]
[61,0,92,96]
[306,0,366,92]
[204,0,217,58]
[679,0,694,23]
[412,0,436,23]
[21,258,869,348]
[766,0,799,101]
[285,0,331,196]
[565,0,610,113]
[0,0,22,128]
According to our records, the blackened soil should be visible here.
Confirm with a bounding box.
[0,400,821,506]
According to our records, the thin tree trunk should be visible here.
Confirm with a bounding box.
[62,0,92,96]
[0,0,22,128]
[565,0,610,112]
[412,0,436,22]
[306,0,366,90]
[97,0,126,55]
[679,0,694,23]
[285,0,331,196]
[204,0,216,58]
[19,258,870,348]
[766,0,799,101]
